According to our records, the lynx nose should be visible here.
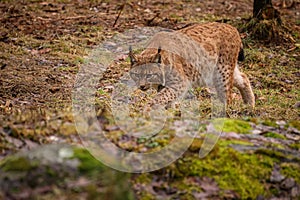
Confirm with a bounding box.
[139,85,147,91]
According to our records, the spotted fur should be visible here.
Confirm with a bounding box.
[129,22,255,108]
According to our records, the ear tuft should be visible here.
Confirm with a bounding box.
[156,47,162,64]
[158,46,161,54]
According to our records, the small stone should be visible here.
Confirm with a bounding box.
[270,165,285,183]
[23,139,39,150]
[252,129,262,134]
[280,178,295,190]
[256,195,264,200]
[224,132,240,139]
[48,135,60,142]
[284,79,293,84]
[5,135,23,148]
[291,185,300,197]
[287,127,300,135]
[144,8,151,13]
[59,147,74,159]
[276,120,286,126]
[294,101,300,108]
[104,85,114,92]
[104,125,119,131]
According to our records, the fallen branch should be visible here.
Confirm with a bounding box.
[37,15,94,22]
[113,4,125,27]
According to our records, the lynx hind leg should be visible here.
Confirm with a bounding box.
[233,66,255,108]
[213,65,233,107]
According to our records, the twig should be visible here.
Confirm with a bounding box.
[64,15,94,20]
[146,13,160,26]
[113,4,125,27]
[287,46,296,52]
[37,15,93,22]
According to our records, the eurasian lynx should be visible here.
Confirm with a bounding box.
[129,22,255,109]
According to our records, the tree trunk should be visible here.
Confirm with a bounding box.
[253,0,272,18]
[245,0,292,43]
[253,0,280,22]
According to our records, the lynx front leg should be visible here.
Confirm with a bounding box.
[233,66,255,108]
[142,87,179,118]
[147,78,189,109]
[147,67,189,108]
[148,87,179,108]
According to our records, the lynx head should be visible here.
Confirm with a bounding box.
[129,46,165,92]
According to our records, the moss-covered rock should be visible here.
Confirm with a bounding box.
[213,118,252,134]
[134,138,300,199]
[178,145,273,198]
[264,132,286,139]
[0,144,134,200]
[289,120,300,130]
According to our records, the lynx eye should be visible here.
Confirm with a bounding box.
[130,72,138,78]
[146,74,154,78]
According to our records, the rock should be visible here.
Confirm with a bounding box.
[252,129,262,134]
[291,185,300,197]
[22,139,39,150]
[0,144,134,199]
[293,101,300,109]
[223,132,241,139]
[270,165,285,183]
[269,197,289,200]
[280,178,295,190]
[287,127,300,135]
[5,135,23,148]
[276,120,286,126]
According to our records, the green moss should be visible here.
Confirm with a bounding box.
[262,120,278,128]
[213,118,252,134]
[72,148,105,174]
[74,56,85,65]
[289,120,300,130]
[266,142,285,149]
[280,163,300,183]
[0,156,37,172]
[138,192,155,200]
[218,139,254,147]
[170,177,203,199]
[85,184,100,200]
[254,149,285,161]
[96,88,107,95]
[189,138,203,152]
[264,132,286,139]
[176,142,274,199]
[134,173,152,184]
[289,143,300,150]
[73,148,134,200]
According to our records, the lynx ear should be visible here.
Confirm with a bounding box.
[154,46,162,64]
[129,46,137,66]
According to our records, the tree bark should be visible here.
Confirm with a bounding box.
[253,0,273,18]
[253,0,280,21]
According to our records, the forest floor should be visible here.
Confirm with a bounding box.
[0,0,299,199]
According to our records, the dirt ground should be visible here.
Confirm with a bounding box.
[0,0,299,198]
